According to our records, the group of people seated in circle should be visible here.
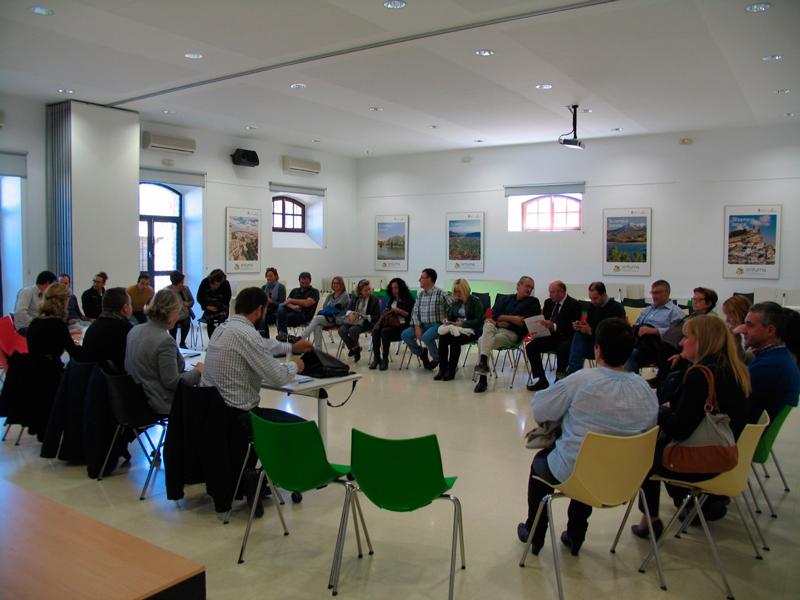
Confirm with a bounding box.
[10,264,800,554]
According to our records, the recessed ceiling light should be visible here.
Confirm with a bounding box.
[582,108,593,113]
[475,49,495,57]
[535,83,553,90]
[787,112,798,118]
[383,0,407,8]
[745,2,771,12]
[58,88,74,94]
[762,54,784,62]
[775,88,791,94]
[289,83,307,89]
[312,139,321,143]
[31,6,54,16]
[430,125,439,129]
[474,139,484,143]
[245,125,258,130]
[369,106,384,111]
[184,52,203,60]
[611,127,623,132]
[161,109,175,115]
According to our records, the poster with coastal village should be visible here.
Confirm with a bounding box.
[603,208,652,276]
[446,212,484,272]
[723,205,781,279]
[375,215,408,271]
[225,207,260,273]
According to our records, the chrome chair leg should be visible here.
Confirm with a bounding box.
[519,495,548,566]
[352,491,373,555]
[748,479,762,514]
[760,463,770,478]
[455,496,466,569]
[351,494,364,558]
[238,470,266,564]
[639,488,667,590]
[97,424,122,481]
[752,465,777,518]
[268,478,289,536]
[771,450,790,492]
[330,483,353,595]
[741,492,770,552]
[2,423,10,441]
[731,495,763,559]
[677,494,708,538]
[546,497,566,600]
[224,443,252,524]
[610,497,636,553]
[14,425,25,445]
[447,497,460,600]
[694,495,736,600]
[139,425,166,500]
[640,493,692,573]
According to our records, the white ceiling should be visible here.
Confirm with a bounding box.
[1,0,798,157]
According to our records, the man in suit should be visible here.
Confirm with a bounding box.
[526,281,582,391]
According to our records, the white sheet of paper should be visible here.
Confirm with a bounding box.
[524,315,551,338]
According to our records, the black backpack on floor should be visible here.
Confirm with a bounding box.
[300,350,351,378]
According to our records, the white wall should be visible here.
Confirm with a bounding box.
[0,93,47,284]
[71,102,141,293]
[356,124,800,300]
[139,121,359,292]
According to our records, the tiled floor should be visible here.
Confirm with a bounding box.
[1,352,797,599]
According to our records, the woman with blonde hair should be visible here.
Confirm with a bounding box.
[338,279,380,362]
[125,289,203,415]
[633,314,752,539]
[434,278,484,381]
[301,276,350,349]
[26,283,83,367]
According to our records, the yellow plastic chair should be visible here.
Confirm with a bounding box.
[520,427,664,600]
[639,412,770,600]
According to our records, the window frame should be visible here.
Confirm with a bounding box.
[521,194,582,232]
[138,182,183,285]
[272,195,306,233]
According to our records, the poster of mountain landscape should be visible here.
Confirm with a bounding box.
[723,205,781,279]
[375,215,409,271]
[226,207,261,273]
[603,208,651,276]
[447,212,484,272]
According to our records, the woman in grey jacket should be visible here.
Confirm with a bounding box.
[125,289,203,415]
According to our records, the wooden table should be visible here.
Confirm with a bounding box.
[0,480,205,599]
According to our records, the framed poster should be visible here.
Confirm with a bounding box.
[225,207,261,273]
[446,212,484,272]
[603,208,652,276]
[723,205,781,279]
[375,215,408,271]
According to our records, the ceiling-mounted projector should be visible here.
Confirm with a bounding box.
[558,104,585,150]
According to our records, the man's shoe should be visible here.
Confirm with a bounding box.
[474,376,488,393]
[287,334,300,344]
[379,358,389,371]
[368,356,380,370]
[348,347,356,357]
[631,519,663,540]
[353,349,361,363]
[526,378,550,392]
[420,350,431,369]
[427,360,439,371]
[517,523,542,555]
[442,370,456,381]
[560,531,582,556]
[434,370,447,381]
[473,357,490,375]
[276,333,288,342]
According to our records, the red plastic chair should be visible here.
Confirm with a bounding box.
[0,315,28,375]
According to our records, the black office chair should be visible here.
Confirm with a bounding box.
[622,297,649,308]
[99,368,167,500]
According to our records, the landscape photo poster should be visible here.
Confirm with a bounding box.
[226,207,261,273]
[446,212,484,272]
[375,215,409,271]
[603,208,652,276]
[723,205,781,279]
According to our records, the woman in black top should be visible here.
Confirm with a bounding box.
[369,278,414,371]
[81,287,133,372]
[197,268,232,338]
[27,283,82,367]
[633,315,751,538]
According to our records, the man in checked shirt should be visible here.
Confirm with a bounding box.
[400,268,452,371]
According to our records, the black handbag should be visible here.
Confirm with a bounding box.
[300,349,351,378]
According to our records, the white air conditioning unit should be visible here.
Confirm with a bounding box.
[141,131,196,155]
[282,155,320,175]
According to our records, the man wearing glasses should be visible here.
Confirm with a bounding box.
[624,279,684,373]
[401,268,451,370]
[82,271,108,321]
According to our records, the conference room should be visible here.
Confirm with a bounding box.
[0,1,799,599]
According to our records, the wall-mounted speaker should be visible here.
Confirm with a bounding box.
[231,148,259,167]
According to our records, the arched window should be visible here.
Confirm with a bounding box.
[272,196,305,233]
[522,194,581,232]
[138,182,182,291]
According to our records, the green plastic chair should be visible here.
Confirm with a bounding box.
[238,414,372,565]
[749,405,793,518]
[328,429,465,599]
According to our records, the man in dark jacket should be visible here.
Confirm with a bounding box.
[81,271,108,320]
[82,287,133,372]
[566,281,627,375]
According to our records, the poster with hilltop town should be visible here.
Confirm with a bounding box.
[603,208,652,276]
[446,212,484,272]
[724,205,781,279]
[375,215,408,271]
[226,207,260,273]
